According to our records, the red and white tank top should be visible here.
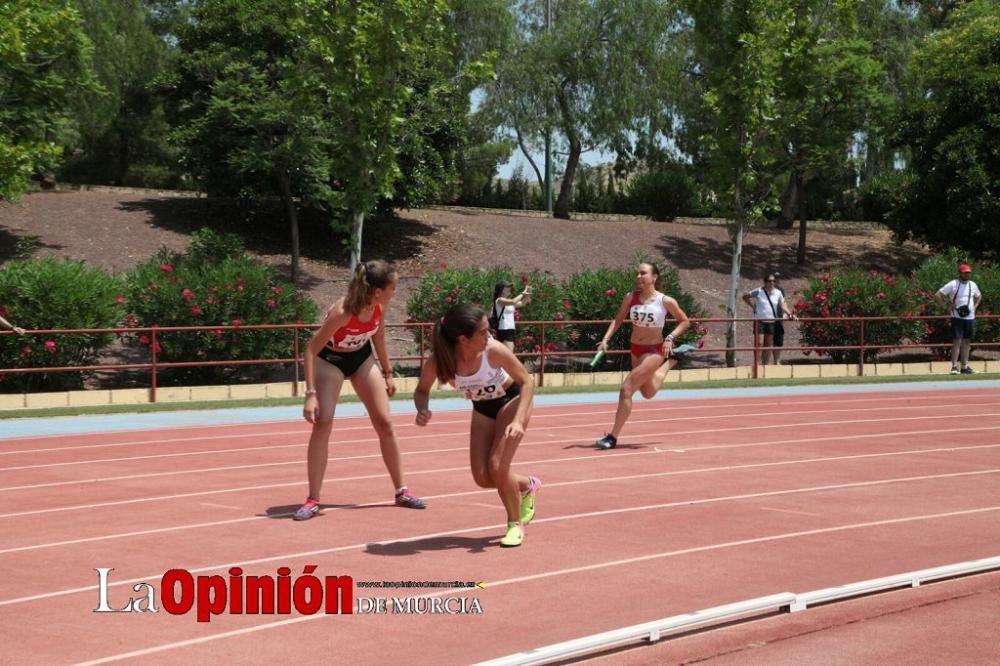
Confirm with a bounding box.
[328,303,381,351]
[628,290,668,329]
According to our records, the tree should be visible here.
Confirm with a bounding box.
[486,0,684,219]
[299,0,456,271]
[169,0,333,283]
[772,0,885,265]
[59,0,180,188]
[0,0,98,201]
[684,0,786,365]
[889,0,1000,257]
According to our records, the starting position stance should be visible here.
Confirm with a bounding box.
[414,303,540,547]
[295,260,425,520]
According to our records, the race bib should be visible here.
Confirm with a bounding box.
[630,304,664,328]
[338,332,371,350]
[463,382,507,402]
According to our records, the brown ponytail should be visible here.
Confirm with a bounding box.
[432,302,485,383]
[344,259,396,314]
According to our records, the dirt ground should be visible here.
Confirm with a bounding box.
[0,191,933,368]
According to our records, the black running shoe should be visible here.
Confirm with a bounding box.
[595,433,618,450]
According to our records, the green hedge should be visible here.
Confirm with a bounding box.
[794,270,926,362]
[124,229,317,383]
[0,258,125,391]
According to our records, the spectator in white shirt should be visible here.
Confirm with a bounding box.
[743,273,796,365]
[935,263,982,375]
[490,280,532,351]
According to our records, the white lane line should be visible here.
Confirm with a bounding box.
[7,405,1000,473]
[3,467,998,607]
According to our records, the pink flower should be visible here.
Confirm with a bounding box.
[236,285,244,292]
[204,296,215,305]
[190,306,203,315]
[445,296,453,304]
[265,299,277,309]
[271,286,283,294]
[115,295,126,304]
[152,342,162,353]
[231,319,242,327]
[562,299,572,309]
[213,328,224,337]
[44,340,56,352]
[554,312,564,321]
[126,315,138,327]
[876,292,886,299]
[21,345,32,355]
[160,265,174,273]
[139,335,150,345]
[147,283,159,291]
[605,288,617,297]
[181,288,195,301]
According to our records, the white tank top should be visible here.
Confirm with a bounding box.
[451,348,509,401]
[494,300,516,330]
[629,290,668,329]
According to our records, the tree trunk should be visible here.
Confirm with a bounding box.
[796,172,807,266]
[553,87,581,220]
[725,222,744,368]
[778,172,798,229]
[278,170,300,284]
[514,125,545,194]
[554,134,581,219]
[348,208,365,272]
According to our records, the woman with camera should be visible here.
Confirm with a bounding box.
[489,280,532,350]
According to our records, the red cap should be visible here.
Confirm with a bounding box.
[959,264,972,273]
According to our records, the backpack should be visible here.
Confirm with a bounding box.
[488,300,502,331]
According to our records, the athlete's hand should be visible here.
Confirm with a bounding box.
[504,420,526,446]
[597,340,609,353]
[662,338,674,357]
[384,375,397,397]
[415,408,432,427]
[303,394,319,424]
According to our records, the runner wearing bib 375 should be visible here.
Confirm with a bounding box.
[594,262,690,450]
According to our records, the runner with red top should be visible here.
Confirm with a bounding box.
[413,302,540,548]
[593,261,692,450]
[294,259,425,521]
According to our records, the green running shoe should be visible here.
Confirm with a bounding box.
[500,522,524,547]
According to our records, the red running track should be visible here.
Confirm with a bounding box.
[1,387,1000,665]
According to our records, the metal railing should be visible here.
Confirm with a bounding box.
[0,314,995,400]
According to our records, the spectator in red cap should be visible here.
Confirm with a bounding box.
[935,264,982,374]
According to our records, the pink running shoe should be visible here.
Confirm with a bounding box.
[395,488,427,509]
[293,497,321,521]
